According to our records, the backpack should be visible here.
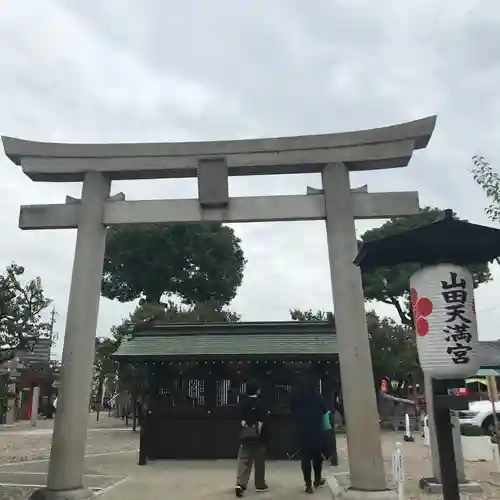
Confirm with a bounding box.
[239,402,261,442]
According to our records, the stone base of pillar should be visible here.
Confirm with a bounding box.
[327,475,397,500]
[419,477,483,494]
[28,487,94,500]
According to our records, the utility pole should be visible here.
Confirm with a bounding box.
[48,307,58,360]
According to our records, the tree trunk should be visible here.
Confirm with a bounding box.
[388,296,413,326]
[96,378,103,422]
[396,379,404,396]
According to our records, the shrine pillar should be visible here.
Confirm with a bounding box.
[47,172,110,496]
[322,163,386,491]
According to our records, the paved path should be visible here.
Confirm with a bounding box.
[0,454,345,499]
[92,458,342,500]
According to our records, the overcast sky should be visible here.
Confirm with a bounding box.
[1,1,500,357]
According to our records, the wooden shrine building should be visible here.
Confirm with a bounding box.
[113,321,339,461]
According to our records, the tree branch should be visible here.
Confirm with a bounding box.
[388,296,412,326]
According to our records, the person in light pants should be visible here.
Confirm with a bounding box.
[234,380,269,497]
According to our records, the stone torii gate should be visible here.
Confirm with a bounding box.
[2,115,436,499]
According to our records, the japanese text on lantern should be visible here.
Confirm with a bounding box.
[441,272,472,365]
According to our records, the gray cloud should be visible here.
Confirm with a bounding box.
[1,0,500,357]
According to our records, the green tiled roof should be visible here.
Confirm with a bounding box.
[113,321,338,359]
[475,368,500,377]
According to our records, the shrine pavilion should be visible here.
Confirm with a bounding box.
[113,320,339,461]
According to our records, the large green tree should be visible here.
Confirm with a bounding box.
[471,155,500,222]
[102,223,246,306]
[365,312,420,390]
[111,300,241,347]
[360,207,492,326]
[0,263,53,360]
[289,309,330,322]
[95,300,241,400]
[290,308,419,390]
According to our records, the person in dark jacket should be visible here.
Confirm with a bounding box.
[234,379,269,497]
[291,377,327,494]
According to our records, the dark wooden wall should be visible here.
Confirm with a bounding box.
[141,360,339,460]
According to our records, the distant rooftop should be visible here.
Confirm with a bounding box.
[478,340,500,368]
[14,337,52,366]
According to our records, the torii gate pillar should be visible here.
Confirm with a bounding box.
[323,163,385,489]
[2,115,436,499]
[48,172,110,496]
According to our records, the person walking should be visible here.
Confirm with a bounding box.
[291,377,327,494]
[235,379,269,497]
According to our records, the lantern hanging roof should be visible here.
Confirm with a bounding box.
[354,209,500,271]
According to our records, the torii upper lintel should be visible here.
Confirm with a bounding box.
[2,116,436,182]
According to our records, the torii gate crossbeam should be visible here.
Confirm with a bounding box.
[1,115,436,500]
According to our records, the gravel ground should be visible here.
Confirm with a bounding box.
[0,414,139,465]
[0,419,498,499]
[379,432,500,499]
[0,430,139,465]
[0,414,137,499]
[0,486,36,500]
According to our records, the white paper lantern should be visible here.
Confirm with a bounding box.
[410,263,479,379]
